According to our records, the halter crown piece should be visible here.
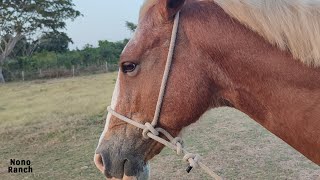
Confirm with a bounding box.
[107,12,222,180]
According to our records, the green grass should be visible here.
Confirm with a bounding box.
[0,73,319,180]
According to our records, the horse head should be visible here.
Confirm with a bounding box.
[93,0,221,179]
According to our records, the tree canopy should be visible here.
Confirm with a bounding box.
[36,32,73,53]
[0,0,80,36]
[0,0,81,83]
[125,21,137,33]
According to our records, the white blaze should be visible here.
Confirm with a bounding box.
[96,71,150,179]
[97,71,120,146]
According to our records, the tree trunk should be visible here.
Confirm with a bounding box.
[0,33,23,84]
[0,66,5,84]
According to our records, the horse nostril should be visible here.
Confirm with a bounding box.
[94,154,104,173]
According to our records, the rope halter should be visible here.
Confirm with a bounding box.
[106,12,222,180]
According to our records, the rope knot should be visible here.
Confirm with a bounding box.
[183,153,201,169]
[142,122,159,139]
[171,137,184,155]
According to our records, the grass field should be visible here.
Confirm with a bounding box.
[0,73,319,180]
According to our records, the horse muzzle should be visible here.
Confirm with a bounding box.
[94,134,150,180]
[94,152,150,180]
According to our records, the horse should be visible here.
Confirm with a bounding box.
[94,0,320,179]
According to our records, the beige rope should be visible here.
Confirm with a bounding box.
[107,107,222,180]
[107,11,222,180]
[150,11,180,127]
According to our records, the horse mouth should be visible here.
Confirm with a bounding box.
[94,153,149,180]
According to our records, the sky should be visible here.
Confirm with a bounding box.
[66,0,144,50]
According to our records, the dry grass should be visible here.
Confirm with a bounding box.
[0,73,117,180]
[150,109,320,179]
[0,73,319,180]
[0,74,116,127]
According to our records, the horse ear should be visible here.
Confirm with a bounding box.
[163,0,185,19]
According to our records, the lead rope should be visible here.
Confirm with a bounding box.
[107,107,222,180]
[107,11,222,180]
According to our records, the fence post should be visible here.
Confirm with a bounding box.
[22,71,25,81]
[72,65,75,77]
[105,62,109,73]
[39,69,42,77]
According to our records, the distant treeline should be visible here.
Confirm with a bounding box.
[3,37,129,81]
[0,0,138,83]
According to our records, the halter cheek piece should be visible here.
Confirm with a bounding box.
[107,12,222,180]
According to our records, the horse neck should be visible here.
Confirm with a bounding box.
[217,40,320,165]
[183,1,320,164]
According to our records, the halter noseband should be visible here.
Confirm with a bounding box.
[107,12,222,180]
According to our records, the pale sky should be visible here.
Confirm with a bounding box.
[66,0,144,50]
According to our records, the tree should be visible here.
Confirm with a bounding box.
[9,36,30,57]
[0,0,81,83]
[7,36,38,58]
[81,44,100,66]
[36,32,73,53]
[125,21,137,33]
[98,40,128,64]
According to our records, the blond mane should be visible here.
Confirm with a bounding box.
[214,0,320,67]
[141,0,320,67]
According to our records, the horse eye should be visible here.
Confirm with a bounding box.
[121,62,137,73]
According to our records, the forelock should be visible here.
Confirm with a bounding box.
[139,0,158,20]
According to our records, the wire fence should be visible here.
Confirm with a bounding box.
[4,63,119,82]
